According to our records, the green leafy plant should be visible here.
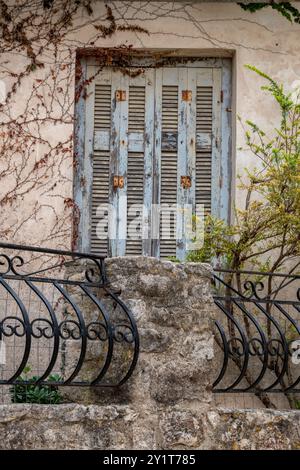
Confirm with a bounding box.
[295,400,300,410]
[188,65,300,280]
[10,366,63,404]
[238,2,300,23]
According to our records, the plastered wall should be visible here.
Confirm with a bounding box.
[0,2,299,248]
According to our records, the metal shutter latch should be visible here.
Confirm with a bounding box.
[180,176,192,189]
[113,175,124,189]
[115,90,126,102]
[182,90,192,102]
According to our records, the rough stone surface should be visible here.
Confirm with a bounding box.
[0,404,299,450]
[63,257,216,408]
[104,257,216,407]
[204,409,300,450]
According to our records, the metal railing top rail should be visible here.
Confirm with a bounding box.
[0,241,105,260]
[213,268,300,303]
[0,241,108,286]
[213,267,300,280]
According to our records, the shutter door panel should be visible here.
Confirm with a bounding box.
[196,85,213,215]
[91,81,111,255]
[160,82,178,259]
[178,67,196,258]
[151,68,162,258]
[211,68,222,218]
[176,68,187,259]
[125,72,155,256]
[195,67,222,254]
[143,70,155,256]
[159,68,197,260]
[115,73,129,256]
[126,84,145,255]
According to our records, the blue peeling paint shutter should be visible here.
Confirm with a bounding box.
[89,65,223,260]
[154,67,222,260]
[91,70,155,257]
[91,78,111,255]
[159,83,179,258]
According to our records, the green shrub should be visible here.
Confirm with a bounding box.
[188,65,300,276]
[10,366,63,404]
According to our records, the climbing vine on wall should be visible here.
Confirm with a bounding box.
[0,1,152,248]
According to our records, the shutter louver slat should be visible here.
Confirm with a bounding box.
[160,85,178,259]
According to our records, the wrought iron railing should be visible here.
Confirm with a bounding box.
[212,269,300,396]
[1,243,299,401]
[0,242,139,389]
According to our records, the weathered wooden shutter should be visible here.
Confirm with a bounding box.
[126,85,145,255]
[91,74,111,255]
[196,69,221,218]
[124,71,155,256]
[90,69,155,257]
[196,84,213,213]
[156,67,221,260]
[87,64,222,260]
[159,83,178,258]
[156,67,196,260]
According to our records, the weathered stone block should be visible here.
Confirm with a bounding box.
[159,410,204,448]
[62,257,216,407]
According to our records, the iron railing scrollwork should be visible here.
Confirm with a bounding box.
[0,242,139,387]
[212,269,300,395]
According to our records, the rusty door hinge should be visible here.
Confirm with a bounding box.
[115,90,126,102]
[182,90,192,102]
[113,175,124,189]
[220,90,224,103]
[181,176,192,189]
